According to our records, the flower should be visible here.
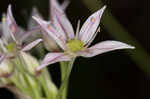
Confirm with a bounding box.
[44,0,70,51]
[33,5,135,71]
[0,5,42,63]
[26,0,70,52]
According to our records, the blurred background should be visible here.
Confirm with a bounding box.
[0,0,150,99]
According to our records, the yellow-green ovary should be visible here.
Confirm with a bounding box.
[66,40,85,53]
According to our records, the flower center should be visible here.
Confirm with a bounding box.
[66,40,85,53]
[5,43,16,53]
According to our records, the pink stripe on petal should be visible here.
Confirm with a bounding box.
[54,9,75,39]
[79,40,135,57]
[37,52,71,70]
[49,0,63,20]
[79,6,106,44]
[22,39,42,51]
[53,15,67,41]
[33,16,67,50]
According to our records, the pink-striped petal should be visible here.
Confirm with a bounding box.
[79,6,106,44]
[21,39,42,51]
[49,0,68,40]
[49,0,73,39]
[37,52,71,70]
[33,16,67,50]
[7,5,18,35]
[49,0,63,20]
[53,15,67,41]
[78,41,135,57]
[54,8,75,39]
[2,13,16,43]
[61,0,70,10]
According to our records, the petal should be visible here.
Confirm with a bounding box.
[79,6,106,44]
[48,0,68,42]
[37,52,71,70]
[33,16,67,50]
[79,40,135,57]
[1,14,15,43]
[54,8,75,39]
[49,0,74,39]
[7,5,18,35]
[20,26,41,43]
[52,15,67,41]
[42,31,60,51]
[61,0,70,10]
[49,0,63,20]
[28,7,43,29]
[21,39,42,51]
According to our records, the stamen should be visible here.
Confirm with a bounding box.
[86,27,101,47]
[75,20,80,39]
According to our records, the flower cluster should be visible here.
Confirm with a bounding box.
[0,0,134,99]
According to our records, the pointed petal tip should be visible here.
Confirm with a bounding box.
[126,45,135,49]
[102,5,107,10]
[80,41,135,57]
[7,4,12,15]
[8,4,12,9]
[98,5,106,15]
[21,38,43,52]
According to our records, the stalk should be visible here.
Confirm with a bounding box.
[57,59,75,99]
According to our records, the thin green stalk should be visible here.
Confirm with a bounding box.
[37,68,58,99]
[57,59,75,99]
[43,69,58,98]
[26,76,41,99]
[38,74,53,99]
[60,62,68,99]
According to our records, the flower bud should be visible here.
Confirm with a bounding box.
[0,59,14,78]
[21,52,40,76]
[42,31,60,52]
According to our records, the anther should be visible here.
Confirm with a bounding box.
[91,17,95,23]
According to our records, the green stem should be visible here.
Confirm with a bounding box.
[37,68,58,99]
[57,59,75,99]
[60,62,68,99]
[38,74,53,99]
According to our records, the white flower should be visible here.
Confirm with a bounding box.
[0,5,42,63]
[33,5,135,71]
